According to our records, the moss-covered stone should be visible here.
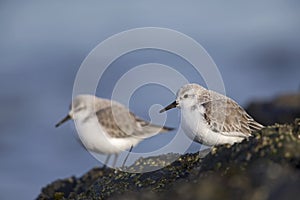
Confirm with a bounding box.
[37,119,300,200]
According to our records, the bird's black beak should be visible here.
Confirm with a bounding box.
[159,101,178,113]
[55,115,71,127]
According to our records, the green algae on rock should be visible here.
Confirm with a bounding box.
[37,119,300,200]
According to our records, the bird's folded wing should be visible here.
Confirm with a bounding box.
[202,99,263,137]
[96,106,137,138]
[96,105,168,139]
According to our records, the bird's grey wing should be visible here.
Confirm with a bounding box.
[95,106,137,138]
[96,103,173,139]
[202,99,263,137]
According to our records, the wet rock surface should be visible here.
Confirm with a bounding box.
[38,119,300,200]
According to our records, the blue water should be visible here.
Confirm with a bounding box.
[0,1,300,199]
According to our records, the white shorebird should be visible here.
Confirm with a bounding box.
[56,94,173,167]
[160,83,263,147]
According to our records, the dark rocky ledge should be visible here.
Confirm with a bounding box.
[38,119,300,200]
[246,92,300,125]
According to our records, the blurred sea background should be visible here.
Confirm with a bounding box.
[0,1,300,199]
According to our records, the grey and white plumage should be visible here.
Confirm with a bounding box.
[160,83,263,146]
[56,94,173,167]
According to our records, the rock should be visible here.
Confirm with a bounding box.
[37,119,300,200]
[246,92,300,125]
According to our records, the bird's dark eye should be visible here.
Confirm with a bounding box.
[183,94,188,98]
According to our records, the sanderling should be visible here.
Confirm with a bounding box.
[56,94,173,167]
[160,83,263,146]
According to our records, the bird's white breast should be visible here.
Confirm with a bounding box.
[74,116,140,154]
[181,105,208,142]
[181,105,244,146]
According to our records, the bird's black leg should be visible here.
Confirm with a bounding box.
[103,154,111,169]
[121,145,133,168]
[112,153,119,168]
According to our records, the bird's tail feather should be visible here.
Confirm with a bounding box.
[249,120,264,131]
[134,120,175,138]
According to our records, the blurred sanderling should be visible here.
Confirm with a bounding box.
[56,94,173,167]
